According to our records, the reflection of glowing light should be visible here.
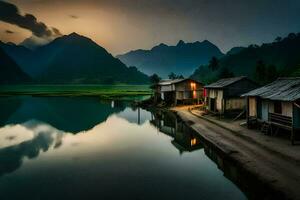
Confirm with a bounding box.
[193,90,197,99]
[190,138,197,146]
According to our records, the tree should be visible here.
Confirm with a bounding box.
[288,33,297,40]
[149,73,161,84]
[168,72,177,80]
[274,37,282,43]
[168,72,184,80]
[266,65,278,83]
[254,60,266,84]
[219,67,234,79]
[208,57,219,71]
[149,73,161,89]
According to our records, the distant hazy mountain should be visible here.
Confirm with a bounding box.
[0,47,31,84]
[191,33,300,83]
[117,40,224,77]
[1,33,149,84]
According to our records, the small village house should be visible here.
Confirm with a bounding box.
[242,77,300,144]
[154,78,203,105]
[204,76,258,115]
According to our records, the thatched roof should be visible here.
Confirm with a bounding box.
[242,77,300,101]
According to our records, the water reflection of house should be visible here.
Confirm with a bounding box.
[151,111,202,154]
[242,77,300,144]
[204,76,258,115]
[154,78,203,105]
[151,111,177,137]
[171,129,202,154]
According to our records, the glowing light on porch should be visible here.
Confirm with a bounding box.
[191,138,197,146]
[190,82,196,90]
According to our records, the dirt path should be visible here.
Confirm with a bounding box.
[174,108,300,200]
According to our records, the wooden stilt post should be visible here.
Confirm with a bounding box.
[138,107,140,125]
[246,97,250,128]
[291,106,295,145]
[291,128,295,145]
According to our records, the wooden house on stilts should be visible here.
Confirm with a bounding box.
[242,77,300,144]
[204,76,258,115]
[154,79,203,105]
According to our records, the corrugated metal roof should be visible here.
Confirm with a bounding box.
[158,78,201,86]
[242,77,300,101]
[204,76,247,88]
[158,79,186,86]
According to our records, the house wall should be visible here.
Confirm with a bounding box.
[175,91,199,99]
[269,101,293,117]
[249,97,257,117]
[269,102,274,113]
[207,89,223,112]
[253,99,270,121]
[261,100,269,121]
[161,84,175,92]
[176,91,202,100]
[157,80,203,103]
[175,80,203,100]
[208,89,223,99]
[282,102,293,117]
[225,98,245,111]
[176,91,184,99]
[175,80,202,92]
[217,90,223,112]
[293,102,300,129]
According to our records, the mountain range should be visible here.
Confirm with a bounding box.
[117,40,224,78]
[0,47,31,84]
[0,33,149,84]
[191,33,300,83]
[2,32,300,85]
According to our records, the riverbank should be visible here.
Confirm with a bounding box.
[172,106,300,200]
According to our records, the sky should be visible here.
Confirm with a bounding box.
[0,0,300,55]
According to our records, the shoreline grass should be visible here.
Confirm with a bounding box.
[0,84,152,100]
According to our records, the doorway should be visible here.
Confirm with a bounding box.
[210,98,216,112]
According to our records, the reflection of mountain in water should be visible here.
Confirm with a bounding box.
[0,97,22,126]
[0,97,143,177]
[0,96,126,132]
[150,110,202,154]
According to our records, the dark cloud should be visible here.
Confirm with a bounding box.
[69,15,79,19]
[52,27,62,36]
[5,30,14,34]
[0,1,61,38]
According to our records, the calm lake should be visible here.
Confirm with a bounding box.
[0,96,246,200]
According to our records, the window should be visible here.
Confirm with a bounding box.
[274,101,282,114]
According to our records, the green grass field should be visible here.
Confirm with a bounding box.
[0,84,152,100]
